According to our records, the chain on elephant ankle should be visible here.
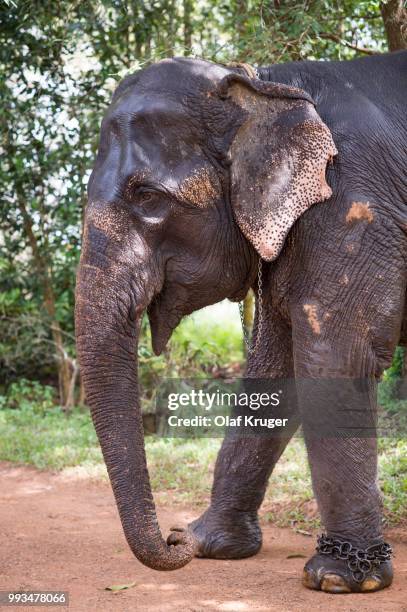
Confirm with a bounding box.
[239,257,263,356]
[316,534,393,583]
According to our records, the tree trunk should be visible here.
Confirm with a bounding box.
[235,0,248,56]
[79,374,86,406]
[5,127,75,410]
[242,290,255,357]
[17,196,74,410]
[183,0,193,54]
[381,0,407,51]
[398,347,407,398]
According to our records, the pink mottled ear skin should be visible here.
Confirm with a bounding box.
[229,82,337,262]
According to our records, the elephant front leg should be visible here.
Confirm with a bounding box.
[293,327,394,594]
[188,425,298,559]
[187,308,299,559]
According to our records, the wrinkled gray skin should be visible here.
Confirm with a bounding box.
[75,52,407,592]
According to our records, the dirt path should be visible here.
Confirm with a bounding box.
[0,463,406,612]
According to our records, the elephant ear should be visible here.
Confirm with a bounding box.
[218,73,337,261]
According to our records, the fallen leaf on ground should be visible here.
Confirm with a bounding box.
[295,529,312,536]
[105,581,137,592]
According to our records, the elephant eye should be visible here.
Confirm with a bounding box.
[131,187,170,221]
[138,190,155,204]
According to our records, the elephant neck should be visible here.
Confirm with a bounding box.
[257,61,314,100]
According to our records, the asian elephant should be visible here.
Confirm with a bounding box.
[75,51,407,593]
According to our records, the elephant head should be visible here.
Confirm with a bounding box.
[75,58,336,571]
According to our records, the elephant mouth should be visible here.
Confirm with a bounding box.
[147,295,183,356]
[148,276,254,356]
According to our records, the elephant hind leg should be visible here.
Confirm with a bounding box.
[291,297,402,593]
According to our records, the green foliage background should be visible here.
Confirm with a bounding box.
[0,0,406,524]
[0,0,390,394]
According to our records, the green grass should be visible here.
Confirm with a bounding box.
[378,439,407,525]
[0,304,406,528]
[0,405,102,470]
[0,403,405,529]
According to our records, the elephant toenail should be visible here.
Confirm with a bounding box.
[302,568,319,590]
[360,577,381,592]
[167,532,181,546]
[320,573,352,593]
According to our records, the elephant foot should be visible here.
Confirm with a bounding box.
[302,535,393,594]
[186,507,262,559]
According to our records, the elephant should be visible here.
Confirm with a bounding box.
[75,50,407,594]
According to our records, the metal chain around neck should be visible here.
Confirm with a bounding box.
[239,258,263,356]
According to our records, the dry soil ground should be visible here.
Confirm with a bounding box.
[0,462,406,612]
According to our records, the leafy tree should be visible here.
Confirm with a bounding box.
[0,3,99,406]
[1,0,404,408]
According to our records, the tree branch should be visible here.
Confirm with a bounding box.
[319,32,376,55]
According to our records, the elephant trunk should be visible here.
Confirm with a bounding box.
[75,255,196,571]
